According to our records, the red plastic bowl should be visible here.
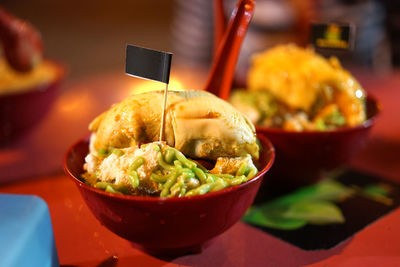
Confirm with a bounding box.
[256,95,380,187]
[0,60,65,145]
[63,135,275,255]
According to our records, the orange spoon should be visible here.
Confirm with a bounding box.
[203,0,254,100]
[213,0,226,56]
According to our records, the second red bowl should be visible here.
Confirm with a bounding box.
[256,95,380,187]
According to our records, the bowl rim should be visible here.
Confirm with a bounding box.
[0,58,66,97]
[255,94,380,135]
[63,134,275,203]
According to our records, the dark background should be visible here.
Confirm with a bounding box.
[1,0,175,82]
[2,0,400,82]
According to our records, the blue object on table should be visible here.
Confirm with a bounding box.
[0,194,59,267]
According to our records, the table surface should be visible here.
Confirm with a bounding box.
[1,69,400,266]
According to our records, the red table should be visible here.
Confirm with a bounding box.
[1,69,400,266]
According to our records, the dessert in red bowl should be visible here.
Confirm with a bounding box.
[229,44,380,187]
[64,134,274,255]
[0,60,65,145]
[63,90,274,255]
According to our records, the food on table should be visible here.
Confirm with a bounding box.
[230,44,367,131]
[82,90,260,197]
[0,8,57,95]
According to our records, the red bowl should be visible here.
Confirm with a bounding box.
[0,60,65,145]
[63,135,275,256]
[256,95,380,187]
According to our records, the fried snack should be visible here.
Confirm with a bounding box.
[90,90,259,160]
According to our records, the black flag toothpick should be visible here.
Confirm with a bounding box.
[125,44,173,141]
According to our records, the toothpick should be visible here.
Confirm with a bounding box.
[159,83,169,142]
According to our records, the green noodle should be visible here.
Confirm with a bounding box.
[206,174,215,184]
[186,183,212,196]
[130,157,144,171]
[160,171,179,197]
[111,148,124,157]
[97,148,109,157]
[174,160,183,169]
[164,148,175,163]
[94,181,109,190]
[247,167,258,179]
[105,185,122,194]
[128,170,140,188]
[193,167,207,184]
[94,182,130,194]
[179,187,187,197]
[236,162,249,176]
[227,175,248,186]
[170,180,184,197]
[157,152,175,171]
[214,173,235,179]
[210,178,228,192]
[151,173,168,183]
[174,149,196,169]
